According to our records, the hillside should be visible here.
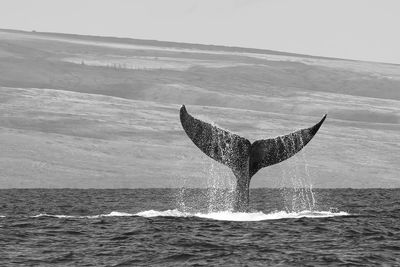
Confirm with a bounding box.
[0,29,399,188]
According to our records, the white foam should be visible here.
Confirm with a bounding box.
[30,210,349,221]
[100,211,135,217]
[32,213,76,218]
[135,209,349,221]
[31,211,136,219]
[136,209,187,218]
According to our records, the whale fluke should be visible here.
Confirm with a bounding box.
[180,105,251,171]
[249,114,326,177]
[180,105,326,211]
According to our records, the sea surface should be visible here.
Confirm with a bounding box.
[0,188,399,266]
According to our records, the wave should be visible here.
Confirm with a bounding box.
[137,209,349,221]
[31,211,135,219]
[29,210,349,221]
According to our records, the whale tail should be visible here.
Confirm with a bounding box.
[180,105,326,211]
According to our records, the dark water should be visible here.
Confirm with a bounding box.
[0,188,399,266]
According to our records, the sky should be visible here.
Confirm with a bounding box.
[1,0,399,64]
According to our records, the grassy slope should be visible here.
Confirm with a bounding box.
[0,29,399,188]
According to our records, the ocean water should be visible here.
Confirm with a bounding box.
[0,188,399,266]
